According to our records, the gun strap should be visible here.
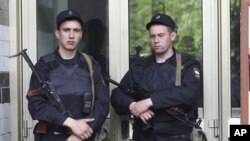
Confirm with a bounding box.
[175,53,182,86]
[81,53,95,111]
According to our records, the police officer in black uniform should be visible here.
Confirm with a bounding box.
[111,13,202,141]
[27,10,109,141]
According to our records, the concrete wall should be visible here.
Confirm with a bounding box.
[0,0,10,140]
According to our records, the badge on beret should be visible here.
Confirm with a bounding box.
[69,10,73,15]
[193,67,200,79]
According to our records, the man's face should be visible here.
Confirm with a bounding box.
[148,24,176,56]
[55,20,82,51]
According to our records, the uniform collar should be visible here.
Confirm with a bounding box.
[54,48,81,66]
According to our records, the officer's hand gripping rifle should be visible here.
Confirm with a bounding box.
[104,76,205,133]
[9,49,72,117]
[103,75,151,131]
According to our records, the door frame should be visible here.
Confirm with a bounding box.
[9,0,22,141]
[109,0,130,140]
[202,0,220,140]
[218,0,231,141]
[21,1,37,141]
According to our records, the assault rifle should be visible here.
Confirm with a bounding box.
[104,76,203,130]
[9,49,72,117]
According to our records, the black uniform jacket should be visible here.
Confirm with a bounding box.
[27,49,109,131]
[111,51,202,136]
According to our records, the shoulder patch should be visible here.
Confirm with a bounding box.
[193,67,200,79]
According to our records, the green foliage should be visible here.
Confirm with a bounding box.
[230,0,240,51]
[230,0,240,74]
[129,0,202,60]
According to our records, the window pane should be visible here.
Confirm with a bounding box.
[230,0,240,118]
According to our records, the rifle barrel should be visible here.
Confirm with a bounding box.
[10,49,43,84]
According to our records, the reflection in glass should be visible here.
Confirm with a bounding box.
[83,19,108,76]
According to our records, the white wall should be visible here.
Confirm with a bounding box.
[0,24,11,141]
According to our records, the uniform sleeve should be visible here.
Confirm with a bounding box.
[26,58,68,126]
[110,71,135,115]
[88,62,110,130]
[150,61,202,109]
